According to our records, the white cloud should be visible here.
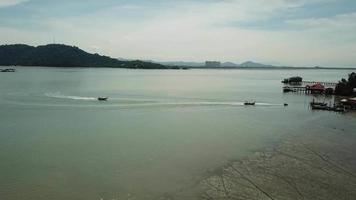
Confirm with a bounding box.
[287,12,356,29]
[1,0,355,67]
[0,0,28,7]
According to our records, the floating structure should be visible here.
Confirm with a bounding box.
[308,98,355,113]
[283,83,334,95]
[310,100,346,112]
[283,76,355,112]
[282,76,336,95]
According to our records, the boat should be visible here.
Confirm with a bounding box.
[310,102,327,106]
[98,97,108,101]
[283,86,292,93]
[244,101,256,106]
[311,104,330,110]
[333,106,346,112]
[1,68,16,72]
[284,103,289,106]
[310,99,327,107]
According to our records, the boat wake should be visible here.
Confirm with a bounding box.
[131,102,283,107]
[1,92,285,108]
[45,92,96,101]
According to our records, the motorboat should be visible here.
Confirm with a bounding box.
[1,68,16,72]
[244,101,256,106]
[283,86,292,93]
[98,97,108,101]
[310,99,327,107]
[333,106,346,112]
[311,104,330,110]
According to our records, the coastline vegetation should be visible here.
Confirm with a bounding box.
[335,72,356,96]
[0,44,170,69]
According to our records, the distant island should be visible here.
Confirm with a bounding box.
[155,61,273,68]
[0,44,170,69]
[155,60,356,70]
[1,44,355,70]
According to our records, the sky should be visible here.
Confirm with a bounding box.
[1,0,356,67]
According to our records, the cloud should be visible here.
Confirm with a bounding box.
[287,12,356,30]
[0,0,28,7]
[0,0,355,67]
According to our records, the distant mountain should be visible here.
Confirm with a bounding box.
[222,62,239,67]
[156,60,277,68]
[0,44,168,69]
[157,61,205,67]
[239,61,273,68]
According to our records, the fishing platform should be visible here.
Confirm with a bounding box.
[283,81,337,94]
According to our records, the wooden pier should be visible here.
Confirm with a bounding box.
[282,78,338,94]
[283,85,334,94]
[283,86,309,93]
[301,81,337,87]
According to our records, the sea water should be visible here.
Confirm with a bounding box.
[0,67,355,199]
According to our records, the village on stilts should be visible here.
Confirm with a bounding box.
[282,75,356,113]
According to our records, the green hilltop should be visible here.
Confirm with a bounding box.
[0,44,168,69]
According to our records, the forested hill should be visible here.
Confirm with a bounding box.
[0,44,168,69]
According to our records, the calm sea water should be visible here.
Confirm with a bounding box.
[0,67,355,200]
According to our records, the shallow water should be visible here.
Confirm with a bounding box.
[0,67,355,200]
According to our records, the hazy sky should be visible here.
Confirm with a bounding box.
[1,0,356,67]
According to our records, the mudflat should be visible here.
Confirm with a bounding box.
[200,129,356,200]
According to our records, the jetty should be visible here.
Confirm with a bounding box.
[283,85,334,94]
[283,86,307,93]
[283,79,337,94]
[301,81,337,87]
[282,76,337,87]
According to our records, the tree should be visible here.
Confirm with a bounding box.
[335,73,356,96]
[0,44,168,69]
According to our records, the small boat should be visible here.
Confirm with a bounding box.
[244,101,256,106]
[310,99,327,107]
[1,68,16,72]
[98,97,108,101]
[284,103,289,106]
[333,106,346,112]
[311,104,330,110]
[340,99,348,104]
[310,102,327,106]
[283,86,292,93]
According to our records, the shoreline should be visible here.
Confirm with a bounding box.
[1,66,356,70]
[197,129,356,200]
